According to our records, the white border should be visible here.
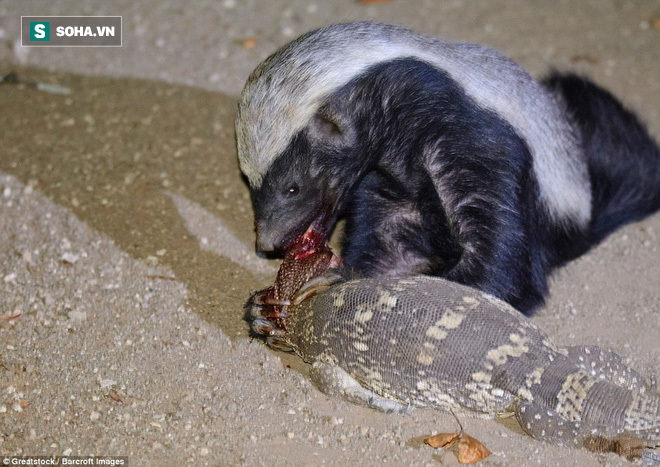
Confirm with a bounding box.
[21,16,123,47]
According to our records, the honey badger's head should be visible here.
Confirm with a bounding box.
[242,99,368,252]
[235,22,400,253]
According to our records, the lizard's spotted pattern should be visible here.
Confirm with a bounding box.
[251,275,659,461]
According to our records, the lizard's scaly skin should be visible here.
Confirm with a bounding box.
[269,275,659,459]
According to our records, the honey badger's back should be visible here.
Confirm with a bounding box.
[283,276,659,456]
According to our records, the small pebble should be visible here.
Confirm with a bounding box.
[67,310,87,322]
[4,273,17,283]
[99,379,117,389]
[62,252,78,264]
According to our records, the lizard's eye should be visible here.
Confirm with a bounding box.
[285,184,299,198]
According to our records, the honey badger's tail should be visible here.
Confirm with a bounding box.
[545,73,660,244]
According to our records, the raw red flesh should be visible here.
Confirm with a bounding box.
[273,227,338,301]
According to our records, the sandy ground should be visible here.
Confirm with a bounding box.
[1,1,659,466]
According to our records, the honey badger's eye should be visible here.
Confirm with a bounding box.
[285,184,299,197]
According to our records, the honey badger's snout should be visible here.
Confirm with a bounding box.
[254,224,279,253]
[255,208,331,254]
[254,215,300,253]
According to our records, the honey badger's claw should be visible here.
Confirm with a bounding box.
[263,297,292,307]
[248,287,274,307]
[251,317,286,337]
[266,335,295,352]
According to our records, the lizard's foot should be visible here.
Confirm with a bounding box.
[309,361,413,413]
[244,287,294,351]
[583,434,659,462]
[517,400,660,463]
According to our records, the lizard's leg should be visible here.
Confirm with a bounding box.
[515,400,586,447]
[566,345,652,392]
[309,361,414,414]
[582,435,659,463]
[515,401,657,461]
[244,286,294,351]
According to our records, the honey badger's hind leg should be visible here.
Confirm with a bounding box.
[309,360,413,414]
[543,73,660,246]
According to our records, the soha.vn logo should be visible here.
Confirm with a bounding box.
[30,21,116,40]
[30,22,50,41]
[56,25,116,37]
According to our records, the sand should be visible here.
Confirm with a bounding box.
[1,1,659,466]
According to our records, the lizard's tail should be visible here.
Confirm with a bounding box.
[622,390,660,439]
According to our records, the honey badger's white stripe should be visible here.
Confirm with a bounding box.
[236,21,591,227]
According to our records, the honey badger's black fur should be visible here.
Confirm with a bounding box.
[237,22,660,314]
[544,73,660,245]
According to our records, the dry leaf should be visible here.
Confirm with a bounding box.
[424,432,459,449]
[651,15,660,30]
[570,55,599,65]
[243,38,258,49]
[108,388,137,404]
[18,400,30,409]
[457,432,492,464]
[109,388,123,403]
[0,313,21,320]
[425,431,491,464]
[147,274,177,281]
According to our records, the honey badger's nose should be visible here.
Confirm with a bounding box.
[256,237,276,253]
[255,224,279,252]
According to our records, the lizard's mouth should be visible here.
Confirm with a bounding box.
[288,209,331,260]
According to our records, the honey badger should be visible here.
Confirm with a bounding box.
[236,21,660,314]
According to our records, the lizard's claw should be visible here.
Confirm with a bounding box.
[245,287,293,351]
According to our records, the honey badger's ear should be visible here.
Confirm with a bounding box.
[308,103,356,147]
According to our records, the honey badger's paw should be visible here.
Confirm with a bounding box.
[244,286,293,352]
